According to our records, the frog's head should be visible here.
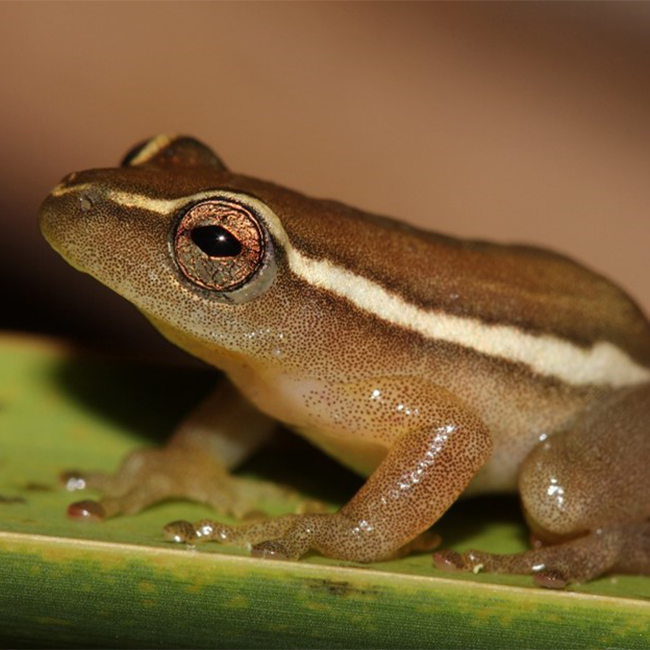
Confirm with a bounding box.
[39,135,324,368]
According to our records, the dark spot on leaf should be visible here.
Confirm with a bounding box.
[0,494,26,504]
[24,482,53,492]
[306,578,378,598]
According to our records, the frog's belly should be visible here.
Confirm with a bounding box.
[293,423,390,477]
[463,446,524,495]
[228,362,589,497]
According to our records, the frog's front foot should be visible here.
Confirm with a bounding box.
[163,513,322,559]
[433,521,650,588]
[163,512,441,562]
[61,445,296,523]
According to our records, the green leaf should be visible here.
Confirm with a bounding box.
[1,334,650,648]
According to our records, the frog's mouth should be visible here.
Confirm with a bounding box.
[39,187,86,272]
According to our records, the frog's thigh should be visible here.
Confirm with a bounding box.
[521,383,650,539]
[166,382,493,562]
[66,380,285,521]
[436,383,650,587]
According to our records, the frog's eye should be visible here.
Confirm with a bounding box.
[174,199,266,292]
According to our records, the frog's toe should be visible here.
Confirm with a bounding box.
[163,517,266,547]
[432,550,466,572]
[532,569,569,590]
[251,539,295,560]
[67,499,106,522]
[163,519,200,544]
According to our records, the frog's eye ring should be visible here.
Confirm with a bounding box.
[174,199,266,292]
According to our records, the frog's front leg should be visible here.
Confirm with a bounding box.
[165,380,492,562]
[435,382,650,588]
[64,380,286,521]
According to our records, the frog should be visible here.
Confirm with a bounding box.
[38,135,650,588]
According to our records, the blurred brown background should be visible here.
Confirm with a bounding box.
[1,2,649,362]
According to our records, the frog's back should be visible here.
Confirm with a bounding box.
[239,177,650,369]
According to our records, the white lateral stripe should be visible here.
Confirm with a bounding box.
[106,189,194,213]
[103,188,650,388]
[287,252,650,388]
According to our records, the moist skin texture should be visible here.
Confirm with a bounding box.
[39,135,650,587]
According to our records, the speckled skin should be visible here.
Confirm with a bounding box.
[39,136,650,587]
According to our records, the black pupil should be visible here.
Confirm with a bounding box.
[191,226,242,257]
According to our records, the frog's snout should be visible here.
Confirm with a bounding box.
[38,189,64,248]
[39,172,101,248]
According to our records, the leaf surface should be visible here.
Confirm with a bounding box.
[1,334,649,648]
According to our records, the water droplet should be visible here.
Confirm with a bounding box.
[79,194,94,212]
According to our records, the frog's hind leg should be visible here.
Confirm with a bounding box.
[434,382,650,587]
[435,521,650,589]
[64,381,291,521]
